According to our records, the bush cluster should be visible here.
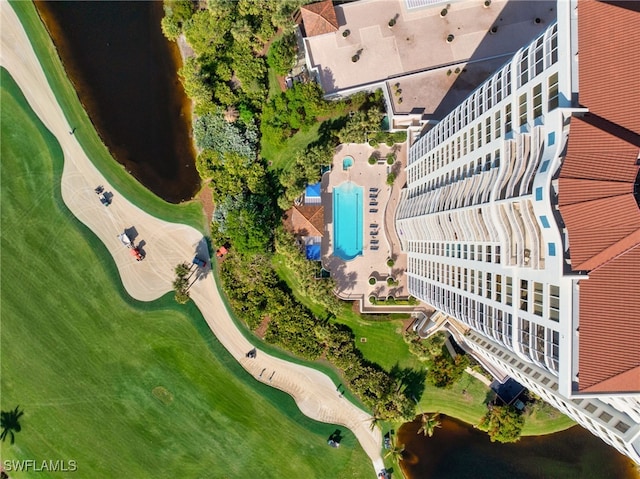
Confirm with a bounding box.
[163,0,309,114]
[478,405,525,443]
[426,346,469,388]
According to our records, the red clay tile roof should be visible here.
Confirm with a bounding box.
[283,205,325,237]
[558,118,640,272]
[559,0,640,393]
[582,367,640,394]
[576,1,640,137]
[575,246,640,393]
[300,0,338,37]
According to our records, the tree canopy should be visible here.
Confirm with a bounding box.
[194,112,258,159]
[426,348,469,389]
[0,406,24,444]
[267,32,298,76]
[478,405,525,443]
[417,412,441,437]
[161,0,195,41]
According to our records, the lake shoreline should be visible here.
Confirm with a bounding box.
[397,414,639,479]
[33,1,201,203]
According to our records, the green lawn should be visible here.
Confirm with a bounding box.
[9,1,206,232]
[521,404,575,436]
[0,68,372,479]
[262,122,323,172]
[416,373,493,425]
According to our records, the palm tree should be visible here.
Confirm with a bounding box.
[1,406,24,444]
[368,405,383,431]
[417,412,441,437]
[384,435,405,463]
[224,106,239,123]
[174,262,191,278]
[173,262,192,304]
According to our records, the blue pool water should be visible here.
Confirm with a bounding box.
[343,156,354,170]
[333,182,363,261]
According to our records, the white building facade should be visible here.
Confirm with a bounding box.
[396,1,640,464]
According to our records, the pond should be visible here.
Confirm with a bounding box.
[35,1,200,203]
[397,415,639,479]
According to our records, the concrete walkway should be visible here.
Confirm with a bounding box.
[0,2,383,475]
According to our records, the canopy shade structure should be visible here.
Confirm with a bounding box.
[306,244,321,261]
[306,182,321,198]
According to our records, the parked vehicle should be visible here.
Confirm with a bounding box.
[192,256,207,268]
[118,232,143,261]
[130,248,143,261]
[95,185,110,206]
[118,232,132,248]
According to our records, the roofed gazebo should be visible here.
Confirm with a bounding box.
[298,0,339,37]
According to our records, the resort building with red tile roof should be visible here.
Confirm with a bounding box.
[298,0,339,37]
[396,0,640,464]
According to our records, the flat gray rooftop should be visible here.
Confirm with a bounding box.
[306,0,556,115]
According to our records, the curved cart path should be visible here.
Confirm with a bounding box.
[0,2,383,475]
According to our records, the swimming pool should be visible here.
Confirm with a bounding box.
[333,182,363,261]
[343,156,354,170]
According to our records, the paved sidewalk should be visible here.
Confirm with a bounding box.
[0,2,384,475]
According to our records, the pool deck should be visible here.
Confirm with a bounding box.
[322,142,408,303]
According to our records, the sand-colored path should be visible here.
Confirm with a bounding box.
[0,2,383,475]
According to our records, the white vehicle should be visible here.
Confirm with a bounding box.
[118,233,132,248]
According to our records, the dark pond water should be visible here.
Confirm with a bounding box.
[398,415,639,479]
[36,1,200,203]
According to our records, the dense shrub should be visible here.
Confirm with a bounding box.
[267,32,298,76]
[214,194,275,255]
[426,347,469,388]
[194,112,258,159]
[274,228,340,315]
[262,82,329,139]
[278,144,333,209]
[478,405,525,443]
[161,0,195,41]
[404,331,446,360]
